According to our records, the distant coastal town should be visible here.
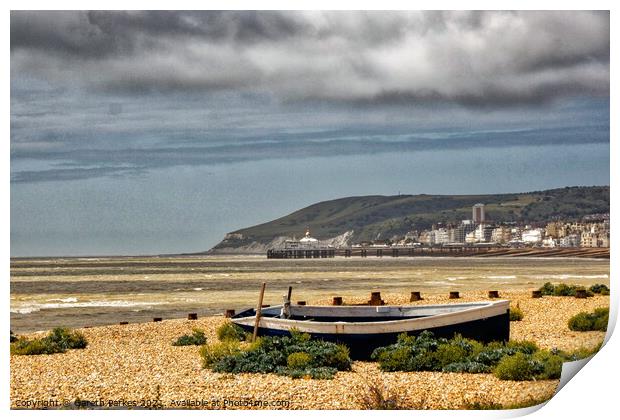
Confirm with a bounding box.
[282,204,610,251]
[383,204,610,249]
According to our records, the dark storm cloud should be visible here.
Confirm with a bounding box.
[11,11,609,105]
[9,11,610,184]
[10,11,302,56]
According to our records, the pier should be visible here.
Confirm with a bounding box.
[266,245,609,259]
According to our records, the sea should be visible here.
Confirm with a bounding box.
[10,255,610,333]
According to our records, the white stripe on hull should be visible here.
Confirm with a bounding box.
[233,300,509,335]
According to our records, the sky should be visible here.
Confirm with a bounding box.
[10,11,610,257]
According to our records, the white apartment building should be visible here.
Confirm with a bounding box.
[521,229,543,244]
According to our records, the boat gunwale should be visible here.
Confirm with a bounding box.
[231,300,510,331]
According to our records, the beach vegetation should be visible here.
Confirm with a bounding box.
[172,328,207,346]
[200,340,243,368]
[200,328,351,379]
[493,350,562,381]
[10,327,87,356]
[551,341,603,361]
[589,284,610,295]
[287,352,312,369]
[568,307,609,331]
[538,282,594,297]
[532,350,564,379]
[509,306,524,321]
[372,331,486,372]
[216,321,248,342]
[371,331,561,381]
[356,376,406,410]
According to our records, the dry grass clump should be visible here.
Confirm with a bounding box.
[355,374,407,410]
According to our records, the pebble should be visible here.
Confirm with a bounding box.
[10,290,608,409]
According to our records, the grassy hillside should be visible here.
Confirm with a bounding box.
[211,186,609,250]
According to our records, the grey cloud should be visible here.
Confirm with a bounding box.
[11,11,308,58]
[10,166,148,183]
[10,11,609,106]
[10,122,609,183]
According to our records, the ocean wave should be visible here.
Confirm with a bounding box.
[11,300,166,314]
[46,297,78,303]
[485,275,517,279]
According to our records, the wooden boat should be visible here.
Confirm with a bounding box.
[231,300,510,359]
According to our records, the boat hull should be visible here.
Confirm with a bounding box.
[232,301,510,360]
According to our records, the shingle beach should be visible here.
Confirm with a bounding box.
[11,290,608,409]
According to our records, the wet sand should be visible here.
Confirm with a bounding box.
[10,256,610,332]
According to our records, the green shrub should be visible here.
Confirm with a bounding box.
[504,340,539,355]
[568,313,593,331]
[434,343,469,366]
[554,283,578,296]
[538,282,556,295]
[372,332,497,373]
[589,284,610,294]
[532,350,563,380]
[10,327,87,356]
[568,307,608,331]
[287,352,312,369]
[371,331,557,381]
[321,344,351,371]
[509,306,524,321]
[372,331,442,372]
[200,340,242,368]
[217,322,247,342]
[202,330,352,379]
[538,282,594,297]
[493,353,539,381]
[468,340,537,369]
[373,345,414,372]
[173,329,207,346]
[493,350,562,381]
[47,327,88,349]
[11,337,62,355]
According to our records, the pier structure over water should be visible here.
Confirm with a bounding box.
[269,228,336,258]
[265,228,610,259]
[266,245,609,259]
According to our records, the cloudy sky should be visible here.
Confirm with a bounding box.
[10,11,610,256]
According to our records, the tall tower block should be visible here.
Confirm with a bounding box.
[473,203,485,223]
